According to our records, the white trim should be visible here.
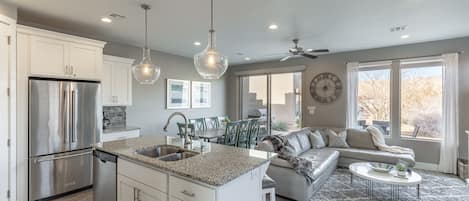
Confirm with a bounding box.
[414,162,439,171]
[234,65,305,76]
[17,25,106,48]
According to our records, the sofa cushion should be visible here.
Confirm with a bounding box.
[346,129,378,150]
[297,149,340,180]
[283,128,312,156]
[328,130,349,148]
[309,127,346,146]
[308,130,326,149]
[328,147,416,167]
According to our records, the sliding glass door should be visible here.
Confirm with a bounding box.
[240,72,302,136]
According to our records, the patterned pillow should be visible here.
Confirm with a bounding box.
[328,130,349,148]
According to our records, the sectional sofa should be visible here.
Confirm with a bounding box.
[256,127,416,201]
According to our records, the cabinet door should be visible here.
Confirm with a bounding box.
[111,62,132,105]
[118,175,167,201]
[117,175,135,201]
[30,35,68,76]
[69,42,102,79]
[102,61,114,105]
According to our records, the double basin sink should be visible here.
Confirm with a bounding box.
[135,145,199,161]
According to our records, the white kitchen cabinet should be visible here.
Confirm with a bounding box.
[117,158,267,201]
[117,175,167,201]
[18,25,106,80]
[102,55,134,106]
[30,35,68,76]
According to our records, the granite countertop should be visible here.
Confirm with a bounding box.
[95,136,277,186]
[103,126,141,134]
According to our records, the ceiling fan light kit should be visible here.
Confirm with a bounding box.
[193,0,229,80]
[132,4,161,85]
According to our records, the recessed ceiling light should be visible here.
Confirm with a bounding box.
[268,24,278,30]
[194,41,201,46]
[101,17,112,23]
[401,34,410,39]
[244,57,251,61]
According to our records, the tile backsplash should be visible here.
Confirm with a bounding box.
[103,106,126,129]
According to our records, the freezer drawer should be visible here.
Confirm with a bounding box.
[29,149,93,201]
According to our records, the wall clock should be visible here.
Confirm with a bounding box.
[310,72,342,104]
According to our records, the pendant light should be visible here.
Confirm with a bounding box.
[193,0,228,79]
[132,4,161,85]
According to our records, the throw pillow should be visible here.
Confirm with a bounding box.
[346,128,378,150]
[328,130,349,148]
[308,130,326,149]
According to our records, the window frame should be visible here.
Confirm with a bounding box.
[398,61,444,142]
[356,63,393,137]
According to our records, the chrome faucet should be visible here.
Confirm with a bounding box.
[163,112,192,145]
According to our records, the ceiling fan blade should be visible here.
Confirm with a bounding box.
[309,49,329,53]
[280,55,291,62]
[301,53,318,60]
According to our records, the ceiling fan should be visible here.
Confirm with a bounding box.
[280,39,329,62]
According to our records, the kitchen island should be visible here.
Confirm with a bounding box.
[95,136,276,201]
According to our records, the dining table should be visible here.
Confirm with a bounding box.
[191,128,225,142]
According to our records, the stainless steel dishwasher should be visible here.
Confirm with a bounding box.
[93,150,117,201]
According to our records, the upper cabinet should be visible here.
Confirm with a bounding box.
[103,55,134,106]
[18,25,106,80]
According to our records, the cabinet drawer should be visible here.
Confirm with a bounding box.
[169,176,215,201]
[118,159,167,193]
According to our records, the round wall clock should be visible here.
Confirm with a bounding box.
[310,72,342,104]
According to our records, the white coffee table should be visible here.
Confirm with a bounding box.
[349,162,422,200]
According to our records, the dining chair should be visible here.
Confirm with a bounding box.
[176,122,195,138]
[236,120,251,148]
[190,118,207,131]
[220,121,239,146]
[247,118,261,148]
[205,117,220,129]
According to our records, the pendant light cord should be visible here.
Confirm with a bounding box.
[144,7,148,49]
[209,0,214,49]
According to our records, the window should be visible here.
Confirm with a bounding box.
[400,64,443,140]
[350,58,444,140]
[357,67,391,135]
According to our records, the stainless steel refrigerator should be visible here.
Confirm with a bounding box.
[28,78,100,201]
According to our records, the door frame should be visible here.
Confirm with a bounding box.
[0,14,16,201]
[238,71,303,135]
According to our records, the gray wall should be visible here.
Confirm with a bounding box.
[227,37,469,164]
[104,42,226,136]
[0,2,17,20]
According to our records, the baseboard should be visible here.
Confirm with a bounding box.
[414,162,439,171]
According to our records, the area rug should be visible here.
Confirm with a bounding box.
[277,168,469,201]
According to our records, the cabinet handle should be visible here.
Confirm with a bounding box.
[65,65,69,75]
[71,66,76,77]
[181,190,195,197]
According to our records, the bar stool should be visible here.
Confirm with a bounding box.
[262,175,276,201]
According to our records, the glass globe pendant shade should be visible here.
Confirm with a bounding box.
[194,31,228,79]
[132,48,161,85]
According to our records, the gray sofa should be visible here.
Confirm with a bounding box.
[256,127,415,201]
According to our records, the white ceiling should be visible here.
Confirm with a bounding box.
[7,0,469,65]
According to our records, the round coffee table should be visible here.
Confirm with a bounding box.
[349,162,422,200]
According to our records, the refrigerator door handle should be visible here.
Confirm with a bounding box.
[34,151,93,163]
[71,89,77,143]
